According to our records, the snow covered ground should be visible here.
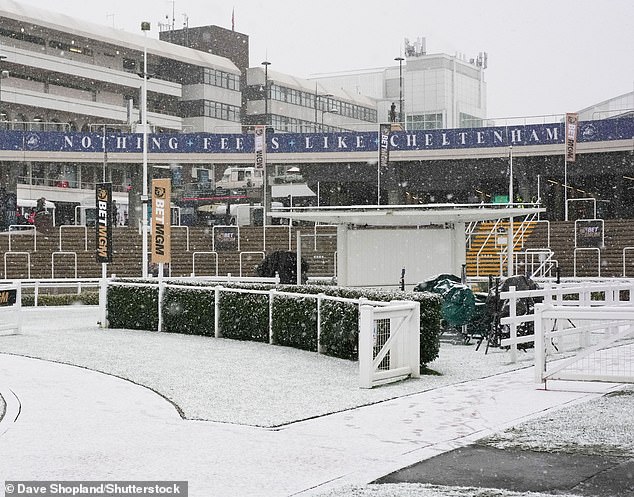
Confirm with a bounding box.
[1,305,632,497]
[0,305,537,427]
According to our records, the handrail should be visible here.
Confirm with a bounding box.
[171,225,190,252]
[192,251,219,277]
[573,247,601,277]
[52,251,78,278]
[475,218,504,276]
[3,252,31,279]
[513,248,557,278]
[59,225,88,251]
[239,251,265,277]
[567,198,597,220]
[623,247,634,277]
[263,224,292,252]
[8,225,36,251]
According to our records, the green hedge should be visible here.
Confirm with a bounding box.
[107,284,158,331]
[21,292,99,307]
[105,281,442,366]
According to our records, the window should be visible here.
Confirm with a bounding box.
[123,58,137,73]
[407,113,443,130]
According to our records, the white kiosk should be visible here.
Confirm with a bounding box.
[269,204,544,289]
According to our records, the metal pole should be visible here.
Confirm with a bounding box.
[0,55,6,122]
[261,61,271,227]
[141,22,150,278]
[508,146,514,277]
[564,156,568,221]
[395,56,404,124]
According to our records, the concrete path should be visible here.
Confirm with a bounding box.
[0,352,620,497]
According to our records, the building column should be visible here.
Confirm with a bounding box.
[128,164,143,228]
[0,162,19,229]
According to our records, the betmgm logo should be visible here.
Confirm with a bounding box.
[153,186,168,257]
[96,186,111,261]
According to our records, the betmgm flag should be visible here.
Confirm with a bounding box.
[379,123,391,167]
[151,178,171,264]
[95,182,113,263]
[254,125,266,171]
[565,113,579,162]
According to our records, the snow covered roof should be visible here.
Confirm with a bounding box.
[270,204,545,226]
[0,0,240,74]
[266,68,377,108]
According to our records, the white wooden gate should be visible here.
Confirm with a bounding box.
[358,301,420,388]
[534,304,634,385]
[0,282,22,335]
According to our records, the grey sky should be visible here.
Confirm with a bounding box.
[15,0,634,119]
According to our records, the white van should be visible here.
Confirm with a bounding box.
[216,167,263,190]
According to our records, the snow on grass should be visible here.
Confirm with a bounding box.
[0,306,534,427]
[481,385,634,457]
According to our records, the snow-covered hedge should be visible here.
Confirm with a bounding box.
[106,282,442,366]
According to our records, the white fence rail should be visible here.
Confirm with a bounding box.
[534,304,634,385]
[500,280,634,362]
[102,279,417,388]
[359,301,420,388]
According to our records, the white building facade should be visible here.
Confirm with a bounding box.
[0,0,242,133]
[311,38,488,130]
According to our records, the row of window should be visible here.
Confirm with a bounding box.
[268,84,377,123]
[0,25,93,57]
[49,39,93,57]
[180,99,241,122]
[270,114,344,134]
[203,68,240,91]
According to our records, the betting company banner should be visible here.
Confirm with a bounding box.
[151,178,171,264]
[254,125,266,170]
[379,123,390,167]
[565,112,579,162]
[95,182,113,263]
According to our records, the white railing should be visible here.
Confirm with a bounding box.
[239,251,265,277]
[623,247,634,277]
[8,225,36,251]
[358,300,420,388]
[10,278,102,306]
[101,279,414,387]
[500,280,634,362]
[192,251,219,277]
[513,248,558,278]
[59,225,88,251]
[4,252,31,279]
[52,251,78,278]
[534,304,634,385]
[573,247,601,277]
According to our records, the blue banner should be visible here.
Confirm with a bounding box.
[0,118,632,154]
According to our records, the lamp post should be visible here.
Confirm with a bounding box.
[314,88,333,132]
[141,21,150,278]
[320,107,339,130]
[394,56,404,125]
[261,60,271,226]
[0,54,7,124]
[261,61,271,126]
